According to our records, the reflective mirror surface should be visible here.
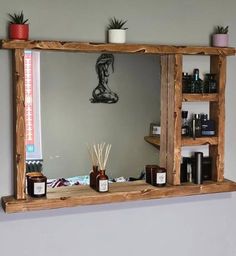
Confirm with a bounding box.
[38,51,160,180]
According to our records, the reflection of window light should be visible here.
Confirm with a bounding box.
[24,50,42,160]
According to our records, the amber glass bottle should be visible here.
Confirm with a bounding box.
[89,165,99,189]
[96,170,109,192]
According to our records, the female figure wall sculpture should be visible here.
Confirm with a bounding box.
[90,53,119,104]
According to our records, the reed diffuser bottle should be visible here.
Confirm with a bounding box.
[93,143,112,193]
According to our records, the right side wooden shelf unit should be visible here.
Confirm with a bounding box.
[146,53,229,185]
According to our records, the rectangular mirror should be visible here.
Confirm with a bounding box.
[26,51,161,182]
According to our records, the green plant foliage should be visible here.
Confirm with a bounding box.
[215,26,229,34]
[8,11,28,24]
[107,17,128,30]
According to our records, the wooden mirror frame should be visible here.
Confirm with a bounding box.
[1,40,236,213]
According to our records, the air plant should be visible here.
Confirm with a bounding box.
[107,17,128,30]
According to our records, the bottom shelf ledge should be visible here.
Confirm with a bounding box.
[2,179,236,213]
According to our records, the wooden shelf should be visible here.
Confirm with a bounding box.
[0,40,235,55]
[182,93,219,102]
[144,136,160,148]
[145,136,217,148]
[2,180,236,213]
[181,136,218,146]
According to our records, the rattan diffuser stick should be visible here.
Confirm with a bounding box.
[86,144,98,166]
[93,143,112,170]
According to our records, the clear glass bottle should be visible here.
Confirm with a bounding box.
[96,170,109,193]
[181,111,189,136]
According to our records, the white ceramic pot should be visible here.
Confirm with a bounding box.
[108,29,126,43]
[212,34,229,47]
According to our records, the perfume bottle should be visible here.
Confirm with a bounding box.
[181,111,189,136]
[205,73,217,93]
[190,69,203,93]
[96,170,109,193]
[201,114,215,136]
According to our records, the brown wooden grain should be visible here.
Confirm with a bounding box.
[144,136,160,149]
[210,55,226,181]
[1,40,235,55]
[181,136,218,146]
[13,49,26,200]
[2,179,236,213]
[160,56,168,167]
[166,54,182,185]
[182,93,219,102]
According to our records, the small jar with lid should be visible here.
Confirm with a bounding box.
[153,167,167,187]
[28,175,47,197]
[96,170,109,193]
[145,165,159,185]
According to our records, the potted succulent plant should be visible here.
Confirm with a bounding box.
[8,11,29,40]
[212,26,229,47]
[107,17,128,43]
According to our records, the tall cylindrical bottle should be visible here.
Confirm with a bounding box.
[194,152,203,184]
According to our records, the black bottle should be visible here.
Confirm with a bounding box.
[205,73,217,93]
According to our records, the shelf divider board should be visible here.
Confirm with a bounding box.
[181,136,218,146]
[2,180,236,213]
[182,93,219,102]
[1,40,235,56]
[210,55,226,182]
[13,49,26,200]
[144,136,160,149]
[160,56,168,168]
[166,54,183,185]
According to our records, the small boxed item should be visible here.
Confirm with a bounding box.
[150,123,161,136]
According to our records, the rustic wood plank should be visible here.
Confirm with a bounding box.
[166,54,182,185]
[160,56,168,167]
[144,136,160,149]
[210,55,226,181]
[182,93,219,102]
[181,136,218,146]
[1,40,235,55]
[2,180,236,213]
[13,49,26,200]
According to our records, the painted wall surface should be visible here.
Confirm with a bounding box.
[0,1,236,256]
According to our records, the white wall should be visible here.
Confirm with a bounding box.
[0,1,236,255]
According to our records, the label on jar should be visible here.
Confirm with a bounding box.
[182,127,187,135]
[99,180,108,192]
[34,182,45,195]
[156,172,166,185]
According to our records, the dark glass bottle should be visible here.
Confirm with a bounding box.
[89,165,99,190]
[190,69,203,93]
[182,72,189,93]
[96,170,109,193]
[181,111,189,136]
[205,73,217,93]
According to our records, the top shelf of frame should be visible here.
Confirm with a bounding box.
[0,39,235,55]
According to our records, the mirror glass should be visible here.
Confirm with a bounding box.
[36,51,161,181]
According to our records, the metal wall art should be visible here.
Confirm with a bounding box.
[90,53,119,104]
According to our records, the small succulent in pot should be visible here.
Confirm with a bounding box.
[212,25,229,47]
[107,17,128,44]
[107,17,128,30]
[214,26,229,34]
[8,11,29,40]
